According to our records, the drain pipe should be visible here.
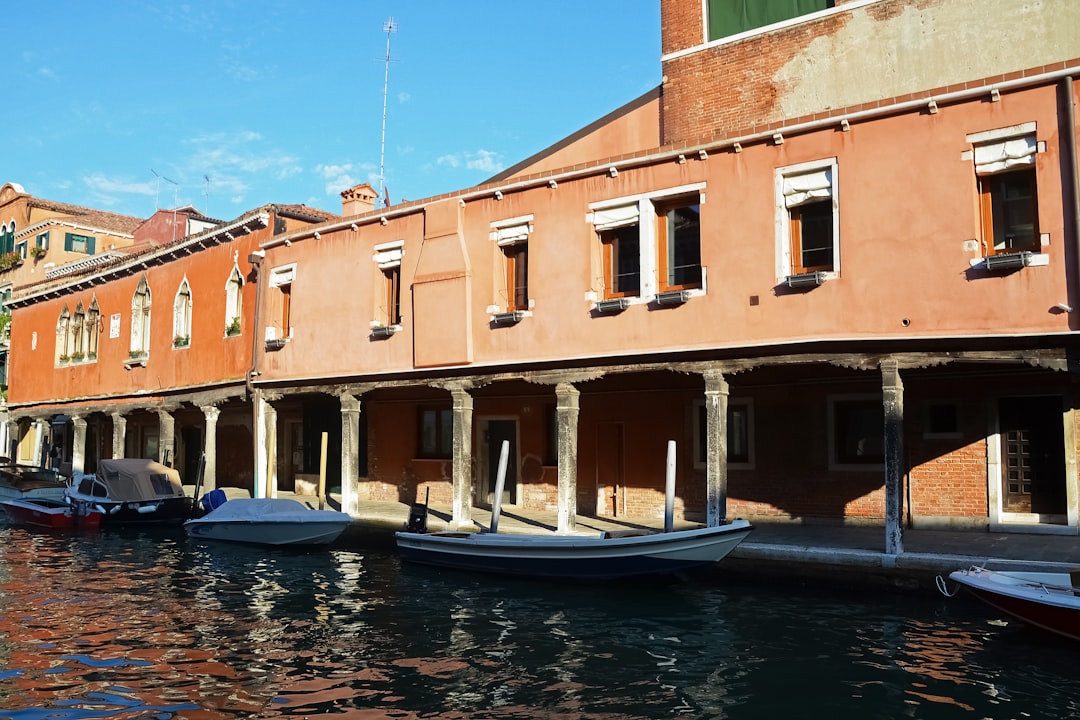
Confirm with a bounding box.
[246,247,266,496]
[1065,77,1080,322]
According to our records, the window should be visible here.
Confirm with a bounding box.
[86,298,100,360]
[418,405,453,459]
[268,264,296,341]
[657,198,702,291]
[225,264,243,336]
[971,129,1040,256]
[924,401,960,439]
[372,241,404,330]
[829,395,883,468]
[173,279,192,347]
[71,302,85,359]
[130,277,151,358]
[708,0,834,41]
[64,232,96,254]
[695,399,754,469]
[36,232,49,251]
[55,306,71,364]
[15,240,27,260]
[776,159,838,279]
[491,216,533,312]
[590,184,706,306]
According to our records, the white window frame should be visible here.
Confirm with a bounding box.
[225,263,243,336]
[372,241,405,331]
[130,277,152,358]
[173,278,192,348]
[587,182,707,307]
[489,214,534,316]
[775,157,839,283]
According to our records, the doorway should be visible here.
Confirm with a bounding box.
[595,422,624,517]
[998,396,1066,522]
[483,419,517,506]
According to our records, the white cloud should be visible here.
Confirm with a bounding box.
[436,154,460,169]
[466,150,502,173]
[316,163,358,196]
[82,174,156,197]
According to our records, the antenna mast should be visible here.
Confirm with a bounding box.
[379,16,396,209]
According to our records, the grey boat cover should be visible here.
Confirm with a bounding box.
[200,497,348,522]
[96,458,186,502]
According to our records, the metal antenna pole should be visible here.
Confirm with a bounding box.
[152,169,179,242]
[379,17,396,209]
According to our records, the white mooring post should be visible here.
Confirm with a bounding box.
[665,440,676,533]
[490,440,510,533]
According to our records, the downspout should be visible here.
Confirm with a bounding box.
[246,245,266,496]
[1065,77,1080,319]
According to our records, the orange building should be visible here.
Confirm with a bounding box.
[5,0,1080,553]
[246,0,1080,550]
[5,201,335,491]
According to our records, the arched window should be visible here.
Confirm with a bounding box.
[55,306,71,364]
[130,277,151,357]
[71,302,85,359]
[173,278,192,347]
[87,297,101,360]
[225,263,243,336]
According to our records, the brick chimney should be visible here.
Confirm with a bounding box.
[341,183,379,217]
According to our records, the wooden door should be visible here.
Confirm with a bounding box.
[999,397,1066,516]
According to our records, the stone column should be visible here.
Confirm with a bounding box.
[6,420,18,460]
[555,382,580,534]
[264,399,279,498]
[703,369,730,527]
[157,409,175,467]
[70,414,87,476]
[881,358,905,556]
[111,413,127,459]
[35,419,49,466]
[450,387,474,529]
[200,405,220,493]
[339,393,362,515]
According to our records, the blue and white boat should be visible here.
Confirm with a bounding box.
[185,497,351,546]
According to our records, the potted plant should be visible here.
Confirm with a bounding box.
[128,349,147,359]
[0,251,23,272]
[30,245,47,260]
[225,317,241,336]
[173,335,190,348]
[70,351,85,362]
[87,352,97,361]
[59,354,70,363]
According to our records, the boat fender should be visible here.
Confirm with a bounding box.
[93,505,107,514]
[109,504,122,514]
[136,503,160,514]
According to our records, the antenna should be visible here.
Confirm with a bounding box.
[378,16,396,210]
[151,169,180,243]
[204,175,211,216]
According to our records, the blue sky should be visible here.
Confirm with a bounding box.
[5,1,661,222]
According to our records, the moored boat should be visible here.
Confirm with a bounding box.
[945,566,1080,642]
[395,520,754,581]
[0,497,102,530]
[0,462,68,503]
[65,458,194,525]
[184,497,351,546]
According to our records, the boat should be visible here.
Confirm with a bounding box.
[0,462,69,502]
[65,458,194,525]
[184,497,352,546]
[0,497,102,530]
[395,520,754,580]
[944,565,1080,641]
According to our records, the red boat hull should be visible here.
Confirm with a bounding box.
[1,499,101,530]
[950,568,1080,642]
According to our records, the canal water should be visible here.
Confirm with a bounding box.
[0,524,1078,720]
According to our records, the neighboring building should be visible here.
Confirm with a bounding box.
[4,199,337,489]
[244,0,1080,551]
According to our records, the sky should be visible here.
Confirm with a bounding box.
[4,1,661,222]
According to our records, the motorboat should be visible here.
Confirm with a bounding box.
[0,462,68,503]
[184,497,352,546]
[944,566,1080,642]
[65,458,194,525]
[0,497,102,530]
[395,519,754,581]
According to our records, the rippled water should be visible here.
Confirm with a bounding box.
[0,524,1078,719]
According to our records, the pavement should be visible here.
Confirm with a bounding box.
[318,497,1080,592]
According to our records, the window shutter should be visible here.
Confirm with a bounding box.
[783,169,832,208]
[87,236,96,254]
[974,134,1036,174]
[592,204,639,231]
[490,222,532,246]
[64,233,74,251]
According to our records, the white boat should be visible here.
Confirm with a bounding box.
[0,462,68,503]
[184,497,352,546]
[396,520,754,580]
[65,458,194,525]
[944,566,1080,642]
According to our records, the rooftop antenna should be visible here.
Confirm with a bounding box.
[378,16,396,209]
[151,169,179,243]
[204,175,211,216]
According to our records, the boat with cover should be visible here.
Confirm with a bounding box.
[184,496,352,546]
[944,566,1080,642]
[0,497,102,530]
[65,458,194,525]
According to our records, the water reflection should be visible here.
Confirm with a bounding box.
[1,526,1080,718]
